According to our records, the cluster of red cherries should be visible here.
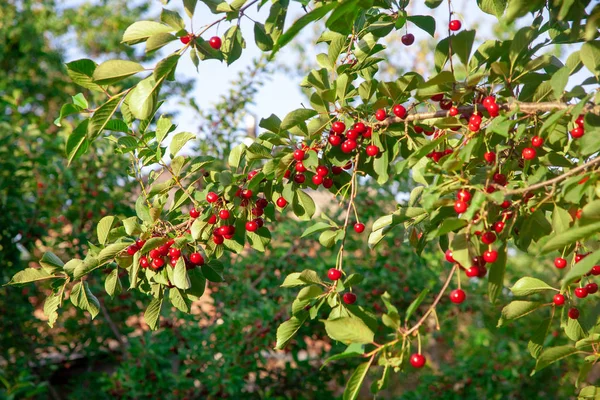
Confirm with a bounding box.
[125,238,205,272]
[552,253,599,320]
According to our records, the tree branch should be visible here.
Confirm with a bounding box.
[376,101,600,127]
[500,156,600,195]
[403,264,457,336]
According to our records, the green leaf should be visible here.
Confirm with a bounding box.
[477,0,507,17]
[488,245,507,303]
[6,268,54,286]
[563,250,600,286]
[405,289,429,323]
[222,26,244,65]
[406,15,436,37]
[43,291,62,328]
[293,190,316,220]
[323,317,375,344]
[201,263,224,282]
[92,60,145,85]
[552,205,572,234]
[281,108,318,130]
[343,360,373,400]
[281,273,306,287]
[66,59,105,92]
[452,30,476,66]
[275,315,307,349]
[98,242,130,264]
[161,8,185,30]
[87,95,123,140]
[173,258,191,290]
[169,132,196,157]
[128,77,158,120]
[70,281,100,319]
[228,143,246,168]
[301,222,332,238]
[579,386,600,399]
[580,41,600,77]
[122,21,174,44]
[541,221,600,253]
[510,277,555,296]
[183,0,198,17]
[322,344,364,367]
[105,269,122,298]
[66,120,90,165]
[144,294,164,330]
[272,3,337,54]
[96,216,116,245]
[534,346,579,373]
[498,301,544,326]
[169,287,191,313]
[528,317,552,359]
[450,232,471,269]
[254,22,274,51]
[39,252,65,274]
[154,54,180,82]
[146,33,178,53]
[581,200,600,224]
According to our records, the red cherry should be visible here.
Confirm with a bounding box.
[500,200,511,209]
[575,253,586,263]
[219,209,230,220]
[140,256,149,269]
[189,208,200,218]
[449,106,459,117]
[331,166,343,175]
[375,109,387,121]
[293,149,305,161]
[136,239,146,248]
[251,207,263,217]
[276,197,287,208]
[482,96,496,108]
[445,249,455,263]
[591,266,600,276]
[158,245,170,256]
[439,99,453,110]
[213,234,224,244]
[190,253,204,265]
[449,19,462,31]
[247,170,258,181]
[483,250,498,263]
[328,134,342,146]
[206,192,218,203]
[454,200,468,214]
[362,127,372,138]
[246,221,258,232]
[468,122,480,132]
[241,189,253,199]
[168,248,181,258]
[284,170,291,179]
[449,289,466,304]
[332,121,346,134]
[343,292,357,305]
[295,162,307,173]
[327,268,342,281]
[522,147,536,160]
[575,287,588,298]
[126,245,139,256]
[465,267,479,278]
[486,102,500,117]
[431,93,444,102]
[256,198,268,209]
[323,177,334,188]
[312,175,323,185]
[340,140,356,153]
[570,127,584,138]
[209,36,222,49]
[149,249,161,259]
[316,166,329,177]
[457,189,471,202]
[180,35,191,44]
[346,129,359,140]
[207,214,217,224]
[151,257,165,270]
[484,151,496,163]
[576,114,585,127]
[353,122,366,133]
[493,221,505,233]
[554,257,567,269]
[409,354,426,368]
[401,33,415,46]
[366,145,380,157]
[469,114,482,125]
[477,265,488,277]
[481,232,496,244]
[531,136,543,147]
[293,173,306,184]
[393,104,407,118]
[568,307,580,319]
[493,173,507,186]
[553,293,565,306]
[169,257,179,267]
[253,217,264,228]
[586,283,598,294]
[354,223,365,233]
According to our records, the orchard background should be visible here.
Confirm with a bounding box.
[2,0,600,398]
